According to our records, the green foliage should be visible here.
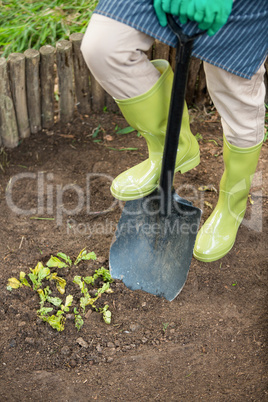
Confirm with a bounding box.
[7,248,113,332]
[74,248,96,265]
[99,305,112,325]
[115,126,135,135]
[46,255,67,268]
[0,0,98,57]
[73,268,113,321]
[74,307,84,331]
[28,262,51,290]
[57,252,72,266]
[48,272,66,294]
[162,322,169,333]
[195,133,203,142]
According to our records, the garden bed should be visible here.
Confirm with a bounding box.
[0,109,267,401]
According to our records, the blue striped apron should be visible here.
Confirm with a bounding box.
[94,0,268,79]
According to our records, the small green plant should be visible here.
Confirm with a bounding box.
[162,322,169,333]
[74,248,96,265]
[74,307,84,331]
[73,267,113,321]
[195,133,203,142]
[7,248,113,332]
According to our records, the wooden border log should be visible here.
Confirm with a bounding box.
[186,57,201,105]
[7,53,30,139]
[169,46,176,70]
[154,40,170,61]
[40,45,55,129]
[105,92,119,113]
[90,73,105,112]
[195,62,209,106]
[145,45,153,61]
[0,58,19,148]
[56,40,75,124]
[70,33,91,115]
[24,49,41,133]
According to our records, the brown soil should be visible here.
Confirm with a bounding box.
[0,109,267,401]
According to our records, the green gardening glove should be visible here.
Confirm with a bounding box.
[154,0,185,27]
[154,0,233,36]
[182,0,233,36]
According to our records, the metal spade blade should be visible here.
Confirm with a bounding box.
[110,190,201,301]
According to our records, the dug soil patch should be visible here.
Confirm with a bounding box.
[0,110,267,401]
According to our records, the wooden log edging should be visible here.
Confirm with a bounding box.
[0,34,213,149]
[0,58,19,148]
[24,49,41,134]
[40,45,55,129]
[7,53,30,139]
[56,40,75,124]
[70,33,91,115]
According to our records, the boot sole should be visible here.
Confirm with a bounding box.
[175,152,200,174]
[111,152,200,201]
[193,241,235,262]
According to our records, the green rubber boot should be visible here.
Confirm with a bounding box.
[110,59,200,200]
[194,135,263,262]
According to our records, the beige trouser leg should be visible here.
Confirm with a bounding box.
[204,62,266,147]
[81,14,266,148]
[81,13,160,99]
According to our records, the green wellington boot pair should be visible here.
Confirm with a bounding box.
[111,59,262,262]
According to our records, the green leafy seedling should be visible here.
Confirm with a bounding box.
[28,262,50,290]
[95,282,111,296]
[195,133,203,141]
[45,311,66,332]
[7,277,22,291]
[57,252,72,266]
[48,272,66,294]
[74,249,97,265]
[7,271,31,290]
[19,271,31,287]
[99,305,112,324]
[46,255,67,268]
[37,307,54,317]
[61,295,73,312]
[162,322,169,333]
[74,307,84,331]
[95,267,113,283]
[83,276,95,286]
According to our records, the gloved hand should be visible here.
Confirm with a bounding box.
[154,0,233,36]
[154,0,185,27]
[183,0,233,36]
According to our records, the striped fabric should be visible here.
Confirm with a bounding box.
[94,0,268,79]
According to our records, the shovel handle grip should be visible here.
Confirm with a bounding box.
[166,14,204,43]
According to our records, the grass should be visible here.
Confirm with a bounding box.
[0,0,98,57]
